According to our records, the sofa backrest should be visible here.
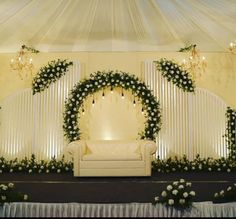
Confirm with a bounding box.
[85,140,141,155]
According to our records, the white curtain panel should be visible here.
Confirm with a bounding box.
[0,61,80,160]
[144,60,227,159]
[1,202,236,217]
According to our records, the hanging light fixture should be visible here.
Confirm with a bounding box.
[229,40,236,54]
[10,45,39,80]
[180,44,207,79]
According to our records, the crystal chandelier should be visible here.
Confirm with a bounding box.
[180,44,207,79]
[229,40,236,54]
[10,45,39,80]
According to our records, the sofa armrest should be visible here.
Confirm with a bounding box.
[66,140,86,177]
[140,140,156,176]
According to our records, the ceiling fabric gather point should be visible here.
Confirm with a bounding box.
[0,0,236,52]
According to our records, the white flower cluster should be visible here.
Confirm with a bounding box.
[153,178,195,209]
[154,59,195,92]
[214,183,236,202]
[226,107,236,160]
[32,59,73,94]
[0,182,28,204]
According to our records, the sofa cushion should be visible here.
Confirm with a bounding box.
[85,140,140,156]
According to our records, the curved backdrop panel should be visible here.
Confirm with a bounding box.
[0,61,80,160]
[144,60,227,159]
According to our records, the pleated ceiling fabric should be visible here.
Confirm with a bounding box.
[0,0,235,52]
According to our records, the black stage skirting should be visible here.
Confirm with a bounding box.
[0,172,236,203]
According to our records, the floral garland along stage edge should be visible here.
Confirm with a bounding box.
[63,70,161,142]
[154,58,195,92]
[32,59,73,94]
[225,107,236,160]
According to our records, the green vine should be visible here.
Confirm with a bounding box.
[154,58,195,92]
[32,59,73,94]
[63,70,161,142]
[225,107,236,160]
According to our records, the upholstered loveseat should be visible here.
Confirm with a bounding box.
[66,140,157,177]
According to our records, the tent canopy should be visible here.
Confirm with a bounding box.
[0,0,236,52]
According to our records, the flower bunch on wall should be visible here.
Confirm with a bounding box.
[32,59,73,94]
[153,178,196,209]
[0,154,73,174]
[225,107,236,160]
[63,70,161,142]
[154,58,195,92]
[0,183,28,205]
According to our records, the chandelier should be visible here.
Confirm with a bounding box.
[179,44,207,79]
[229,40,236,54]
[10,45,39,80]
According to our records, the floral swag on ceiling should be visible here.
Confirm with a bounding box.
[63,70,161,142]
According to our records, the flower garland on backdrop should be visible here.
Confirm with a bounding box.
[154,58,195,92]
[153,178,196,210]
[32,59,73,94]
[63,70,161,142]
[225,107,236,160]
[0,183,28,205]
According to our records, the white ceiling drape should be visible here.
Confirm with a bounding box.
[0,0,236,52]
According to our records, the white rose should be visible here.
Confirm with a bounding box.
[23,194,28,200]
[154,196,159,201]
[166,185,173,191]
[168,199,174,205]
[183,192,188,198]
[8,183,14,188]
[178,185,184,189]
[173,181,178,186]
[214,193,219,198]
[186,182,192,187]
[161,191,167,197]
[227,186,232,191]
[172,190,178,195]
[179,199,185,205]
[180,179,185,183]
[190,191,195,196]
[1,196,6,200]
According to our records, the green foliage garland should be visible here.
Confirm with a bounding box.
[225,107,236,160]
[32,59,73,94]
[154,58,195,92]
[63,70,161,142]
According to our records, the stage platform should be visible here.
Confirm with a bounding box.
[1,172,236,203]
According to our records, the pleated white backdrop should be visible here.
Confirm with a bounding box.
[143,60,228,159]
[0,61,80,160]
[0,60,228,160]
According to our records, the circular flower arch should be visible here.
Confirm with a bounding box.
[63,70,161,142]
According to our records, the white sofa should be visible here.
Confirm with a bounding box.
[66,140,157,177]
